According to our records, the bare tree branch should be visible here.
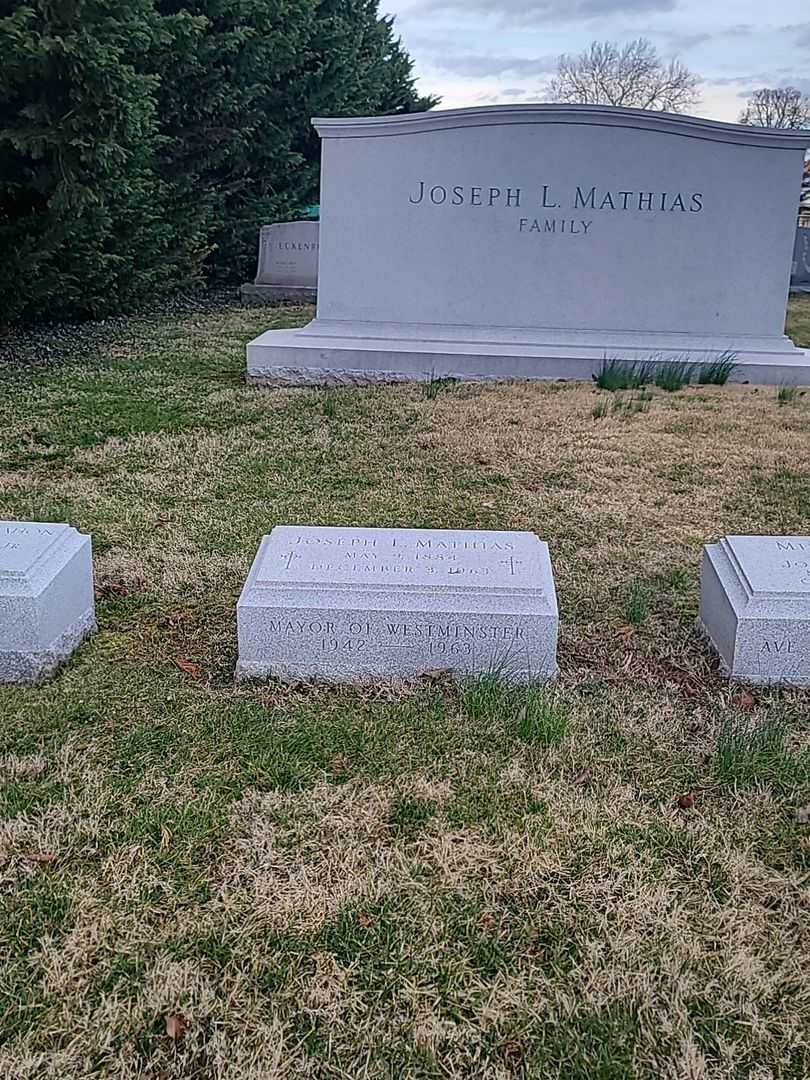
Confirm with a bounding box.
[547,38,700,113]
[738,88,810,129]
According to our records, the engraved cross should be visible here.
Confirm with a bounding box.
[499,556,523,576]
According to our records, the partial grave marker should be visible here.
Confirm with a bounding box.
[240,221,319,305]
[698,535,810,686]
[0,521,96,684]
[236,526,558,683]
[792,226,810,293]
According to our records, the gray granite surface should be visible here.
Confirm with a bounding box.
[237,526,558,683]
[698,535,810,685]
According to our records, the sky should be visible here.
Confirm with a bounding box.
[388,0,810,122]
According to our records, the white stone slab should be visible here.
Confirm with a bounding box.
[0,521,96,684]
[698,535,810,686]
[254,222,319,287]
[236,526,558,683]
[247,105,810,386]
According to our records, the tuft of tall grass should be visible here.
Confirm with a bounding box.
[776,384,802,406]
[653,360,695,392]
[696,352,737,385]
[423,370,457,399]
[715,712,810,789]
[458,670,567,746]
[623,581,650,626]
[594,358,651,392]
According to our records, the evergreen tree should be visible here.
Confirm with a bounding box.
[0,0,436,321]
[292,0,438,183]
[154,0,436,285]
[0,0,170,321]
[152,0,316,285]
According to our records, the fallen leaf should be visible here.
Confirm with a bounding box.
[160,825,172,851]
[356,911,375,929]
[330,754,351,774]
[27,851,57,864]
[165,1013,186,1041]
[797,806,810,825]
[175,658,202,679]
[732,689,756,711]
[572,768,592,787]
[676,792,695,810]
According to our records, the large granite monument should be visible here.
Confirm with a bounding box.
[237,525,558,683]
[247,105,810,386]
[698,535,810,686]
[241,221,318,304]
[0,521,96,683]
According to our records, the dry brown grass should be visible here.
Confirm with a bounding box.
[0,296,809,1077]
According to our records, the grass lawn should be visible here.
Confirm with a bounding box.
[1,296,810,1079]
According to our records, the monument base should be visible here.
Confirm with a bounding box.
[240,283,316,306]
[0,608,96,685]
[246,319,810,387]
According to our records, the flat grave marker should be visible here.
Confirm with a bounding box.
[698,535,810,685]
[0,521,96,684]
[237,525,558,683]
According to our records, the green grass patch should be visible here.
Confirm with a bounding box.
[623,581,650,626]
[594,358,651,391]
[715,712,810,790]
[777,384,803,406]
[696,352,737,385]
[653,360,695,392]
[387,794,436,836]
[515,688,569,745]
[423,371,458,399]
[459,674,568,746]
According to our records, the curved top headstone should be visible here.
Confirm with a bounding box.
[313,104,810,149]
[246,103,810,387]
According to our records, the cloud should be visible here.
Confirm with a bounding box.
[732,77,810,101]
[429,53,558,77]
[656,31,713,52]
[792,23,810,49]
[411,0,676,26]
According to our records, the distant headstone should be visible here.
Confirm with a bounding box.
[791,227,810,292]
[237,526,558,683]
[240,221,319,305]
[698,535,810,686]
[0,521,95,684]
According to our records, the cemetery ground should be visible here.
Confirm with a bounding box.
[1,297,810,1080]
